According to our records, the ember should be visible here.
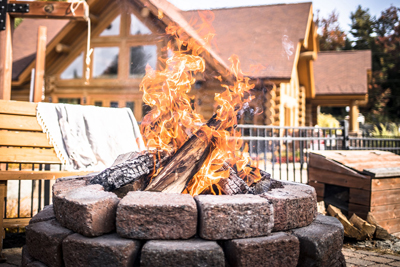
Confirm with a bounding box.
[90,17,264,196]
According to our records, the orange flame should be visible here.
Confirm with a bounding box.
[140,11,261,196]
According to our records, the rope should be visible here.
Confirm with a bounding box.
[70,1,92,84]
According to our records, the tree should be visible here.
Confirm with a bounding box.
[349,6,375,50]
[348,5,400,123]
[315,10,347,51]
[374,6,400,121]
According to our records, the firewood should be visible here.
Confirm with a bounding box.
[217,163,253,195]
[145,115,221,193]
[317,201,327,215]
[349,213,376,239]
[327,205,367,240]
[366,212,392,240]
[89,150,170,191]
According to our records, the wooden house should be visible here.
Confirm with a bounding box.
[8,0,369,130]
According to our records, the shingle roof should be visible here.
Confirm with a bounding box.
[12,1,312,81]
[181,3,312,79]
[314,50,371,95]
[12,19,68,81]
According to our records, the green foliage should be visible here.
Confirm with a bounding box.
[371,123,400,137]
[349,6,376,50]
[347,5,400,124]
[14,18,23,28]
[317,113,340,128]
[315,10,347,51]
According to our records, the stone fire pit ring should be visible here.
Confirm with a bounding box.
[23,175,346,267]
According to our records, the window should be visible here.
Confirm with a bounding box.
[60,53,83,79]
[110,101,119,108]
[130,14,151,35]
[94,101,102,107]
[100,15,120,36]
[126,101,135,112]
[93,47,119,79]
[58,98,81,105]
[129,45,157,78]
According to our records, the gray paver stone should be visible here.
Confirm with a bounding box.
[63,233,141,267]
[54,184,119,237]
[292,215,345,267]
[21,245,36,267]
[261,181,317,231]
[26,262,48,267]
[195,194,274,240]
[224,232,300,267]
[30,205,55,225]
[140,239,224,267]
[117,191,197,240]
[25,219,73,267]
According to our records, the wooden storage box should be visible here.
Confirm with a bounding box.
[308,150,400,235]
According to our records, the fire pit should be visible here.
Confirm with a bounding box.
[23,13,345,267]
[22,173,345,267]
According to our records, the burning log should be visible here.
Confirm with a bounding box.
[217,163,253,195]
[89,150,171,191]
[145,115,220,193]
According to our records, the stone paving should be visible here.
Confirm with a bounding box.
[343,248,400,267]
[2,246,400,266]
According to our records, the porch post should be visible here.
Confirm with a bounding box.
[0,12,13,100]
[349,100,359,133]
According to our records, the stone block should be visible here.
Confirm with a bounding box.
[195,194,274,240]
[55,184,119,237]
[25,219,73,267]
[30,205,55,225]
[26,262,48,267]
[224,232,300,267]
[21,245,36,267]
[292,214,345,267]
[117,191,197,240]
[141,239,224,267]
[260,180,317,231]
[53,177,89,226]
[63,233,141,267]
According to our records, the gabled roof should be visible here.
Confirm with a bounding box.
[12,19,68,81]
[12,0,313,83]
[314,50,371,95]
[181,3,313,79]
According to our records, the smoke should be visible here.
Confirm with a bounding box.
[282,35,294,60]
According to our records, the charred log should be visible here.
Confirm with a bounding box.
[145,114,221,193]
[89,150,171,191]
[217,163,253,195]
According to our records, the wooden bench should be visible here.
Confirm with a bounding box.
[0,100,90,259]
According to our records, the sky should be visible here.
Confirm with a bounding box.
[168,0,399,34]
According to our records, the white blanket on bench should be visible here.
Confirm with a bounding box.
[37,103,145,171]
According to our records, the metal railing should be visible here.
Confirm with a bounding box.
[237,124,345,184]
[237,120,400,184]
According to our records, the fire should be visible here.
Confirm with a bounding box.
[140,11,261,196]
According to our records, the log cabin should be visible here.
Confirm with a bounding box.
[9,0,370,131]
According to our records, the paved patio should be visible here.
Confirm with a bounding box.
[2,247,400,267]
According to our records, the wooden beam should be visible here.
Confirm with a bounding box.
[0,147,60,164]
[0,171,92,180]
[34,26,46,103]
[55,43,70,53]
[8,1,88,21]
[0,13,12,100]
[0,114,42,131]
[0,99,37,116]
